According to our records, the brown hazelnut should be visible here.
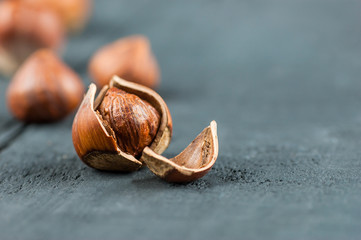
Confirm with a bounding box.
[72,76,219,183]
[72,76,172,172]
[98,87,161,158]
[20,0,92,32]
[6,49,85,123]
[0,1,65,75]
[88,35,160,89]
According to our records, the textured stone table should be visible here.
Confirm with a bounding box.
[1,1,361,239]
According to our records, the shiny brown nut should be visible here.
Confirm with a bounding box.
[142,121,219,183]
[98,87,161,158]
[72,76,172,172]
[21,0,92,32]
[6,49,85,123]
[88,35,160,89]
[0,1,65,75]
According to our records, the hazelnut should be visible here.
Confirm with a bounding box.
[72,76,172,172]
[97,87,161,158]
[88,35,160,89]
[72,76,219,183]
[0,1,65,75]
[6,49,85,123]
[20,0,92,32]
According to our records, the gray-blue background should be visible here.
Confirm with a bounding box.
[1,1,361,239]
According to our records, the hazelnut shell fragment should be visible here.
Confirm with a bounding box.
[88,35,160,89]
[6,49,85,123]
[142,121,219,183]
[72,76,172,172]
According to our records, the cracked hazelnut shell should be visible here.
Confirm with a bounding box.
[6,49,85,123]
[72,76,219,182]
[142,121,219,183]
[72,76,172,172]
[0,0,65,75]
[88,35,160,89]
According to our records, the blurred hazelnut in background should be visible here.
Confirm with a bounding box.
[89,35,160,89]
[6,49,85,123]
[20,0,92,32]
[0,0,65,75]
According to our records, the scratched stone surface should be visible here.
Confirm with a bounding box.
[1,1,361,239]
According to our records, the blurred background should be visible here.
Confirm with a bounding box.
[1,0,361,239]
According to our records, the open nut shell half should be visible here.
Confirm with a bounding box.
[142,121,218,183]
[72,76,172,171]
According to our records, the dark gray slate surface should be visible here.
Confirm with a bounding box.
[1,0,361,239]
